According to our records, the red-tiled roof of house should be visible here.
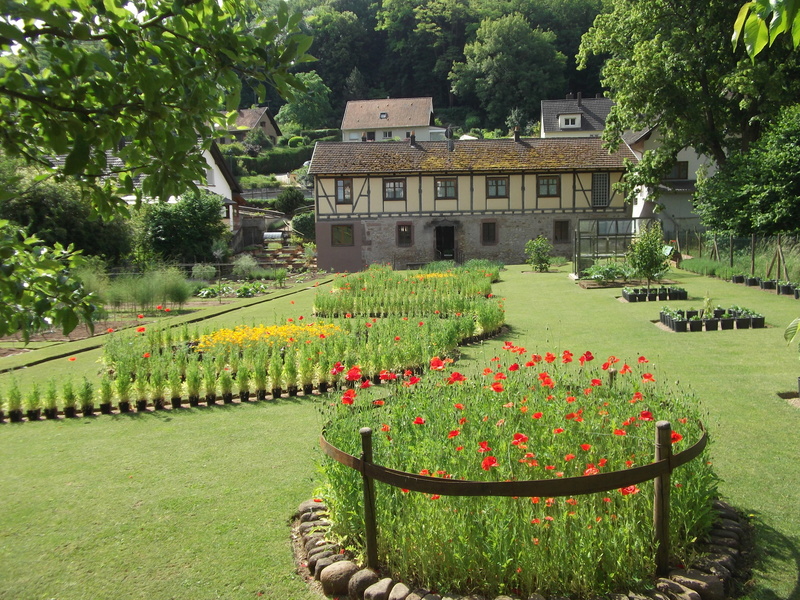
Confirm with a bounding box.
[341,97,434,131]
[308,138,636,175]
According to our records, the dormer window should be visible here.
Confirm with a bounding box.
[380,112,388,119]
[559,114,581,129]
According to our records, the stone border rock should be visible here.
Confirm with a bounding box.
[292,498,752,600]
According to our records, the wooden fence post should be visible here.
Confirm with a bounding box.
[360,427,379,570]
[654,421,672,576]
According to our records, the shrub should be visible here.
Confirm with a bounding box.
[232,254,259,280]
[627,221,670,292]
[292,211,315,241]
[287,136,305,148]
[273,187,309,216]
[525,235,553,272]
[191,263,216,281]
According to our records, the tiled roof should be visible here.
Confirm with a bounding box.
[341,97,434,131]
[227,107,281,136]
[540,97,614,134]
[308,138,636,175]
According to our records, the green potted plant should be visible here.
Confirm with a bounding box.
[62,380,77,418]
[749,310,766,328]
[6,379,23,422]
[282,353,298,397]
[688,314,703,332]
[219,368,234,403]
[134,372,148,412]
[237,363,252,402]
[524,235,552,273]
[115,372,132,413]
[720,310,735,330]
[25,383,42,421]
[79,377,94,417]
[44,380,59,420]
[99,373,114,414]
[297,347,315,395]
[253,361,268,401]
[203,361,217,405]
[268,351,283,399]
[167,364,183,409]
[186,361,202,407]
[150,365,166,410]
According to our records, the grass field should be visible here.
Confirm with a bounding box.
[1,266,799,599]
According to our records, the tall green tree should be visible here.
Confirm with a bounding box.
[449,14,565,127]
[0,0,313,338]
[140,191,228,263]
[734,0,800,58]
[693,104,800,235]
[578,0,800,200]
[276,71,334,129]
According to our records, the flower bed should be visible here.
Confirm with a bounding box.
[320,348,716,597]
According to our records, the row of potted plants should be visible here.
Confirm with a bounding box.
[659,305,765,332]
[622,286,688,302]
[731,275,800,297]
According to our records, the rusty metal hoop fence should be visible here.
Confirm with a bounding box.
[320,420,708,577]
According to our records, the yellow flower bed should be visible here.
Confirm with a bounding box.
[197,322,342,351]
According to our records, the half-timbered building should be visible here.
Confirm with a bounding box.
[308,134,636,272]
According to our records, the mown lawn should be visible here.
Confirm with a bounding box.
[0,265,798,599]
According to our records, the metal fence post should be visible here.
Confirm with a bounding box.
[654,421,672,576]
[360,427,379,569]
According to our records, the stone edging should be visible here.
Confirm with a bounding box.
[292,498,752,600]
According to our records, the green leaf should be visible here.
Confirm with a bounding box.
[785,317,800,344]
[62,136,91,176]
[732,2,756,49]
[743,12,770,57]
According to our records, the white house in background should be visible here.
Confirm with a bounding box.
[541,94,711,239]
[340,97,446,143]
[623,129,715,239]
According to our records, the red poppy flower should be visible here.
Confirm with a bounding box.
[502,341,515,350]
[430,494,440,500]
[394,336,401,341]
[511,433,529,446]
[562,350,573,363]
[448,429,460,439]
[156,305,163,310]
[598,458,608,467]
[614,428,627,436]
[481,456,498,470]
[494,372,507,381]
[458,417,467,425]
[630,391,643,404]
[107,328,114,333]
[143,352,150,358]
[553,427,565,434]
[365,322,372,328]
[566,497,578,505]
[404,369,413,376]
[508,363,519,372]
[583,466,600,476]
[579,351,594,365]
[564,453,576,461]
[345,366,362,381]
[418,321,424,326]
[620,363,632,374]
[360,380,372,389]
[68,356,76,361]
[591,378,602,386]
[454,403,464,410]
[532,412,543,419]
[477,441,492,453]
[380,423,390,432]
[639,410,654,421]
[565,396,576,403]
[580,443,592,451]
[136,326,146,333]
[164,308,171,312]
[430,357,445,370]
[544,352,556,363]
[330,362,345,375]
[491,382,504,393]
[638,356,649,363]
[545,465,556,471]
[403,376,421,387]
[345,313,352,318]
[372,399,384,406]
[671,431,684,444]
[455,446,463,451]
[298,316,304,320]
[341,390,356,405]
[137,314,144,319]
[447,372,466,384]
[619,485,640,495]
[642,373,655,383]
[413,416,425,425]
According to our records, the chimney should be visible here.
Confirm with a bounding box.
[409,132,416,146]
[566,92,574,100]
[513,126,521,143]
[577,92,582,106]
[361,132,366,142]
[596,93,602,98]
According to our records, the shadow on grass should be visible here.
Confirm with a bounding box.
[742,508,800,600]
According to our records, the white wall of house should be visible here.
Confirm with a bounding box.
[342,126,446,142]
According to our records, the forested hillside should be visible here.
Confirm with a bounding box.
[245,0,605,131]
